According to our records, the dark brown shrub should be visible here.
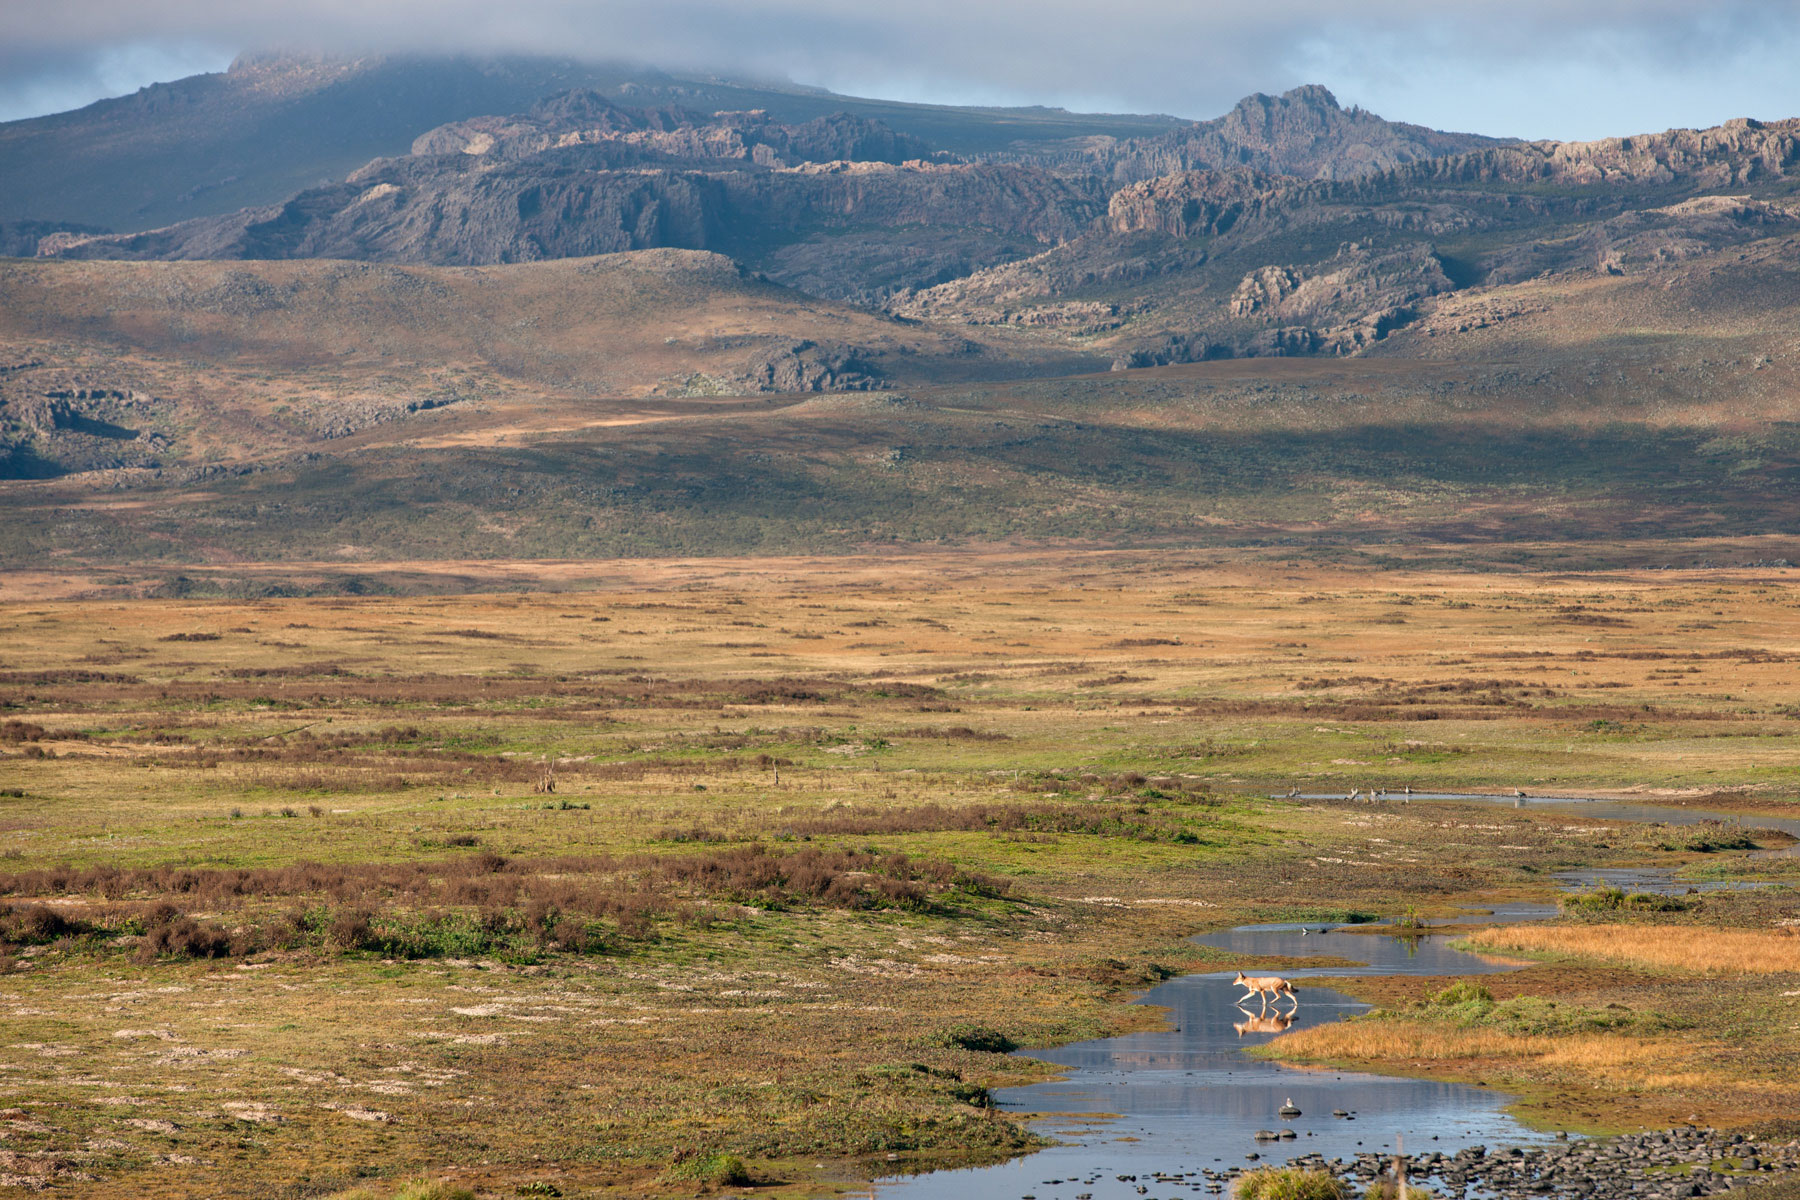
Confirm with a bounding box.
[137,912,234,962]
[328,909,374,950]
[0,902,87,944]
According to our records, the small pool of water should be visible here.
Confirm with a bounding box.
[879,915,1567,1199]
[876,794,1789,1200]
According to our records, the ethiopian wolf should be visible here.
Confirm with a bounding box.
[1233,971,1297,1008]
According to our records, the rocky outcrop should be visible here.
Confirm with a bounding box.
[1230,244,1452,325]
[27,66,1800,377]
[740,340,882,392]
[1380,116,1800,191]
[0,375,170,479]
[0,220,109,258]
[893,106,1800,366]
[1106,168,1293,237]
[411,91,937,168]
[1012,85,1508,183]
[48,155,1104,288]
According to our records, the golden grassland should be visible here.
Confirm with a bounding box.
[1263,1018,1757,1114]
[1,556,1799,1196]
[1465,925,1800,974]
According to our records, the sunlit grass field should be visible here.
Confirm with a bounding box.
[2,556,1798,1196]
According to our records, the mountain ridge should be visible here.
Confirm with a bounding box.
[0,52,1187,233]
[26,76,1531,310]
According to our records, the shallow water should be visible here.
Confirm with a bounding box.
[1297,792,1800,858]
[875,795,1785,1200]
[877,922,1552,1200]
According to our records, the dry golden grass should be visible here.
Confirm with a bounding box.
[1273,1020,1684,1075]
[1265,1018,1791,1107]
[1465,925,1800,975]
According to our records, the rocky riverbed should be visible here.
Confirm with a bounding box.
[1222,1128,1799,1198]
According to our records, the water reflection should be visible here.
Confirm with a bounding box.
[1232,1008,1294,1038]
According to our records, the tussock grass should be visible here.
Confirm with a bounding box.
[1465,924,1800,975]
[1561,885,1692,914]
[1265,1018,1723,1093]
[669,1151,752,1186]
[1234,1166,1348,1200]
[326,1181,476,1200]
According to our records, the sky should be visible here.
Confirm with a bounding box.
[3,1,1800,140]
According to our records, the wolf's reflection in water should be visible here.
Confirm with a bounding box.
[1232,1007,1294,1037]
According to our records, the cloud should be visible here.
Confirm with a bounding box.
[2,0,1798,138]
[0,41,233,123]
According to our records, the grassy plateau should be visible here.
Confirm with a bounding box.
[1,554,1798,1196]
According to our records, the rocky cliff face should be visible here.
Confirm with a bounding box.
[48,157,1102,272]
[0,374,172,479]
[0,220,109,258]
[1379,116,1799,190]
[412,90,937,167]
[44,97,1105,301]
[894,114,1800,365]
[1104,169,1292,237]
[1008,85,1508,183]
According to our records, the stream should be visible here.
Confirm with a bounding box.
[874,794,1793,1200]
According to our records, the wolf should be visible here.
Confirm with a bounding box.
[1233,971,1297,1008]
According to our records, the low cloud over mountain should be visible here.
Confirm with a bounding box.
[5,1,1800,138]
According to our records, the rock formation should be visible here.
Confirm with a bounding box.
[1003,85,1509,183]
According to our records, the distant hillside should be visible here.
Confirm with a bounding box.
[0,251,1103,479]
[0,52,1185,234]
[3,237,1799,571]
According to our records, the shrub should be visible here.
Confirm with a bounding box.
[1562,886,1693,915]
[1235,1167,1349,1200]
[947,1082,994,1108]
[1660,830,1757,853]
[1562,886,1626,913]
[136,911,235,962]
[0,843,1004,958]
[328,909,375,950]
[937,1024,1016,1053]
[363,910,519,959]
[1430,981,1493,1007]
[0,902,88,945]
[1621,891,1691,912]
[670,1152,752,1186]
